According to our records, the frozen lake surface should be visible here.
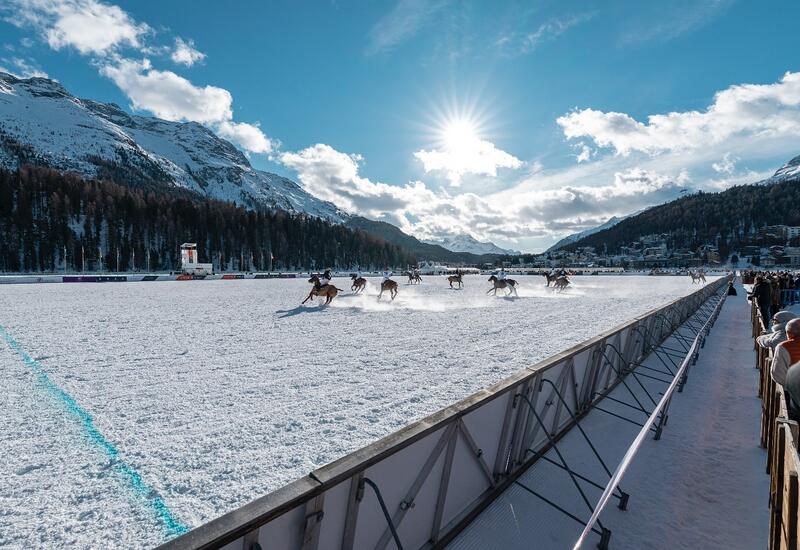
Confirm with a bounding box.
[0,275,716,548]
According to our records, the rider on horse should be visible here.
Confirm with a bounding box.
[382,267,393,282]
[319,268,332,288]
[498,268,507,281]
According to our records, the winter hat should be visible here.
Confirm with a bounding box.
[773,310,797,327]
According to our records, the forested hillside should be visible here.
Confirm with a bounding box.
[0,167,416,272]
[563,176,800,258]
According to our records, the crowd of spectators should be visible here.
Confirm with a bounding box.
[744,270,800,327]
[749,270,800,416]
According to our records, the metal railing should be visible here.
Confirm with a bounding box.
[157,277,731,550]
[573,280,728,548]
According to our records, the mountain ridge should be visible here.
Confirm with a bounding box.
[423,234,519,256]
[0,72,344,221]
[561,156,800,257]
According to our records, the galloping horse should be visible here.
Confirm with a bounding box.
[302,274,344,305]
[350,274,367,293]
[405,270,422,284]
[447,273,463,289]
[487,274,518,296]
[553,276,570,292]
[689,271,707,284]
[541,271,559,287]
[378,279,399,301]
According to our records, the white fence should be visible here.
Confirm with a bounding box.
[158,277,731,550]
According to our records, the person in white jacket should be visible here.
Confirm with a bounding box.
[771,319,800,386]
[758,310,798,351]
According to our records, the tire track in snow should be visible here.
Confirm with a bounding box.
[0,323,188,538]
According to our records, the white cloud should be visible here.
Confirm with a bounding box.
[217,121,273,154]
[557,72,800,157]
[575,143,594,163]
[101,58,274,153]
[712,152,737,174]
[100,58,231,122]
[496,12,596,56]
[171,37,205,67]
[278,143,692,250]
[0,57,48,78]
[414,138,523,186]
[6,0,149,56]
[515,168,690,227]
[7,0,274,156]
[365,0,447,55]
[620,0,734,45]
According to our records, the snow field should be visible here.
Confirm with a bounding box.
[0,275,716,548]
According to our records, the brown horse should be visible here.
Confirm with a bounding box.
[487,274,518,296]
[302,274,344,305]
[689,271,706,284]
[541,271,558,287]
[553,276,570,292]
[350,274,367,293]
[448,273,463,289]
[378,279,398,300]
[404,270,422,284]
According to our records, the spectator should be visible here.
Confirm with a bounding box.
[785,362,800,419]
[771,319,800,386]
[749,276,773,328]
[757,310,797,350]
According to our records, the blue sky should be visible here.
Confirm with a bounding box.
[2,0,800,252]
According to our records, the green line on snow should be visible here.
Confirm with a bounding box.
[0,324,188,537]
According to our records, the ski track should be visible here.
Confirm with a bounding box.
[0,275,716,548]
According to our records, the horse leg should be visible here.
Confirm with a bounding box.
[301,291,314,304]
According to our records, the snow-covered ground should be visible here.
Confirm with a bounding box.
[0,275,716,548]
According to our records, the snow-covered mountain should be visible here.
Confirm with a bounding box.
[767,154,800,184]
[0,72,343,221]
[546,216,625,252]
[424,234,520,256]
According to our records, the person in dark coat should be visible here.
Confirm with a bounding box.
[749,276,773,328]
[727,281,737,296]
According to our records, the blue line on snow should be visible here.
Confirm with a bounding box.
[0,324,188,537]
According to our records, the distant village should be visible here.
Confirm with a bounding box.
[504,224,800,270]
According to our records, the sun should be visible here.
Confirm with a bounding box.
[442,117,480,153]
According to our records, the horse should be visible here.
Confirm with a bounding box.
[448,273,463,289]
[302,274,344,305]
[405,270,422,284]
[350,274,367,293]
[541,271,559,287]
[378,279,399,301]
[553,276,570,292]
[689,271,707,284]
[487,274,518,296]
